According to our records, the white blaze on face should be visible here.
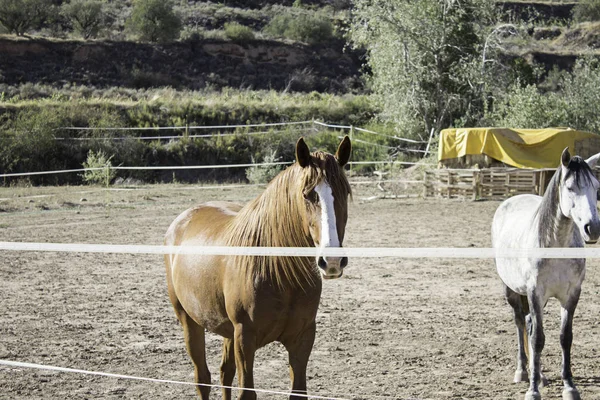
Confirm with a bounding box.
[314,181,340,248]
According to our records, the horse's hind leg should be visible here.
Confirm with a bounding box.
[559,288,581,400]
[282,322,316,400]
[220,338,236,400]
[505,285,529,383]
[177,308,212,400]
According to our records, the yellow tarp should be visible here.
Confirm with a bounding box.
[439,127,598,169]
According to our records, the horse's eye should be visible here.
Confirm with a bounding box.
[304,190,318,203]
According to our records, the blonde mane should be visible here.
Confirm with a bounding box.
[225,151,351,289]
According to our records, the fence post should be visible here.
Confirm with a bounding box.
[424,127,435,157]
[349,125,354,174]
[105,164,110,188]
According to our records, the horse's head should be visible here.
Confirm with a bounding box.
[559,147,600,244]
[295,136,351,279]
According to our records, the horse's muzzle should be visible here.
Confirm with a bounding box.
[584,222,600,244]
[317,256,347,279]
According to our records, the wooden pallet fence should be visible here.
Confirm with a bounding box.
[423,168,564,200]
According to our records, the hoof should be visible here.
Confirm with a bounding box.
[525,390,542,400]
[562,388,581,400]
[514,370,529,383]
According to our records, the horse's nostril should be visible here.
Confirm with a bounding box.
[341,256,348,268]
[317,256,327,269]
[585,224,592,236]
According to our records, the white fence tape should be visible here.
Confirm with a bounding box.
[1,120,434,179]
[345,137,428,153]
[54,120,429,146]
[0,160,434,179]
[0,241,598,258]
[112,162,293,171]
[0,180,422,202]
[312,121,352,130]
[0,167,105,178]
[54,128,318,141]
[59,121,314,131]
[0,163,292,178]
[0,359,350,400]
[353,126,428,144]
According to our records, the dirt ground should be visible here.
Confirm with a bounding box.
[1,182,600,400]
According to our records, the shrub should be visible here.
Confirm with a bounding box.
[82,149,116,186]
[62,0,105,39]
[264,11,333,44]
[180,26,204,42]
[245,150,282,184]
[126,0,181,43]
[572,0,600,22]
[224,22,255,42]
[0,0,51,36]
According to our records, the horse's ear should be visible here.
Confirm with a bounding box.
[586,152,600,169]
[561,147,571,168]
[335,136,352,167]
[296,137,311,168]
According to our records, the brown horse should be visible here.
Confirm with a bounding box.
[164,137,352,400]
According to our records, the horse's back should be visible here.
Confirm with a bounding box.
[164,201,242,335]
[165,201,241,245]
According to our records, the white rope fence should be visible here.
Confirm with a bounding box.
[54,120,430,145]
[0,179,424,202]
[2,240,597,400]
[0,360,351,400]
[0,160,435,179]
[57,120,314,131]
[1,120,435,179]
[54,128,319,141]
[0,241,598,258]
[0,359,423,400]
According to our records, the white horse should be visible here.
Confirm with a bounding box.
[492,148,600,400]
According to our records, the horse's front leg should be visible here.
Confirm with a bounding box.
[233,323,257,400]
[282,322,316,400]
[560,288,581,400]
[526,293,545,400]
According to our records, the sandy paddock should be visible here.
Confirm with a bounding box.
[1,183,600,400]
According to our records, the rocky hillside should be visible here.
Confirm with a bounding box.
[499,1,577,22]
[0,36,362,93]
[1,2,599,95]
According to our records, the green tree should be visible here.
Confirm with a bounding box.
[0,0,51,36]
[572,0,600,22]
[349,0,496,138]
[62,0,106,39]
[490,58,600,132]
[126,0,181,43]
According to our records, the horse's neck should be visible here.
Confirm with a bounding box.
[536,211,574,248]
[227,173,318,289]
[536,180,575,248]
[229,171,311,248]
